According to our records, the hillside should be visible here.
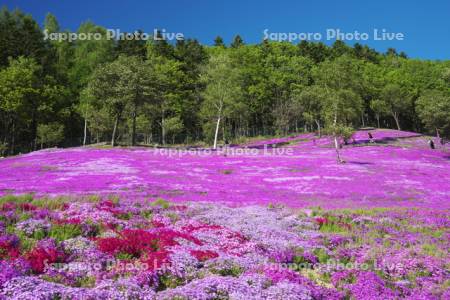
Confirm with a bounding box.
[1,129,448,209]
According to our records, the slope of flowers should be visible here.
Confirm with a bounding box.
[238,133,315,148]
[0,129,448,209]
[0,195,448,299]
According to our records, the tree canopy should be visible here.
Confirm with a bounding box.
[0,7,449,156]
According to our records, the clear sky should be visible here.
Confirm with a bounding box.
[2,0,449,60]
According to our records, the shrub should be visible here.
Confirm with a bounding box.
[313,248,330,264]
[26,245,65,273]
[31,197,70,210]
[151,198,170,209]
[48,224,82,242]
[97,229,160,258]
[97,228,202,271]
[0,194,34,207]
[190,250,219,262]
[36,123,64,149]
[0,234,20,259]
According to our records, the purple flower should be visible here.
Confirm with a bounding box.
[269,249,295,263]
[0,261,21,287]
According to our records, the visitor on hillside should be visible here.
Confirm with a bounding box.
[428,139,435,149]
[368,132,374,143]
[222,139,229,156]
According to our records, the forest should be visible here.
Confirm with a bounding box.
[0,7,449,156]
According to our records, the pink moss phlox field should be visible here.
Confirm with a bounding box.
[0,129,448,209]
[0,198,448,299]
[0,129,449,298]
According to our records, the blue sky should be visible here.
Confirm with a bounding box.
[2,0,449,60]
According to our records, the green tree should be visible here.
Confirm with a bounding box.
[200,52,242,149]
[77,89,94,146]
[147,52,185,145]
[0,7,53,69]
[0,56,63,153]
[416,90,450,138]
[214,36,225,47]
[331,40,351,58]
[173,39,208,141]
[0,57,41,153]
[294,86,327,136]
[44,13,74,81]
[115,30,147,58]
[230,35,244,48]
[163,116,184,144]
[323,90,362,163]
[87,62,126,147]
[264,47,312,134]
[313,56,363,162]
[380,83,410,130]
[148,31,175,59]
[68,22,115,90]
[370,99,388,128]
[230,44,269,136]
[298,42,330,63]
[37,123,64,148]
[66,22,115,145]
[85,55,154,146]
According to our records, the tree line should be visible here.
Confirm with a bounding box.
[0,7,449,156]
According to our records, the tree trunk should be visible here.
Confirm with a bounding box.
[11,118,15,155]
[376,115,380,128]
[161,115,166,145]
[31,109,37,151]
[333,110,344,164]
[222,121,225,145]
[83,118,87,146]
[315,120,321,137]
[334,136,343,163]
[213,115,221,150]
[393,113,401,130]
[131,110,137,146]
[436,128,440,139]
[111,114,120,147]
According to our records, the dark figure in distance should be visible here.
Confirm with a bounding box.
[222,139,230,157]
[368,132,374,143]
[428,139,435,149]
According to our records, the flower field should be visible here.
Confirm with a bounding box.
[0,129,449,299]
[0,129,448,209]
